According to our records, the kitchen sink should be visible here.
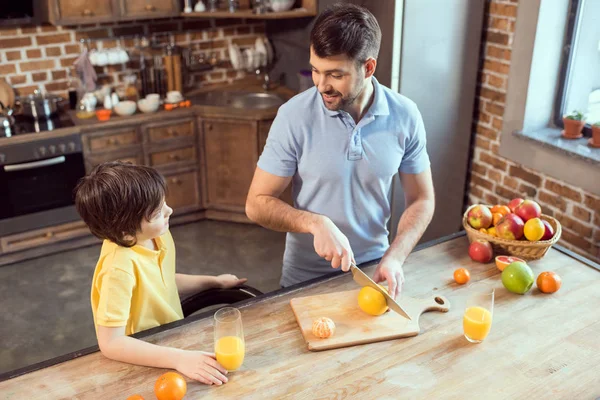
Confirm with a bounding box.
[189,91,286,110]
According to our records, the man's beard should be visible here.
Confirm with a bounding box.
[320,80,365,111]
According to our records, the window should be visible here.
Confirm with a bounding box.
[555,0,600,135]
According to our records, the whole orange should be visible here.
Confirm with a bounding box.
[357,286,388,316]
[536,271,562,294]
[453,268,470,285]
[155,372,187,400]
[126,396,144,400]
[492,213,503,226]
[491,205,511,217]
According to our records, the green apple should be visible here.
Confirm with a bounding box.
[501,261,534,294]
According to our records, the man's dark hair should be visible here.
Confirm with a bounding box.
[74,161,166,247]
[310,3,382,63]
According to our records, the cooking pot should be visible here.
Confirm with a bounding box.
[17,90,64,119]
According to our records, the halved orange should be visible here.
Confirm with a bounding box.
[495,255,525,271]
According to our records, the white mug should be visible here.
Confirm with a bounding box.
[166,91,183,103]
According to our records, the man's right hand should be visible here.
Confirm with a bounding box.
[176,350,229,385]
[311,216,354,272]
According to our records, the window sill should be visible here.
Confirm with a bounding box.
[514,128,600,166]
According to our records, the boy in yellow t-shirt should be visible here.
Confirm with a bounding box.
[75,161,247,386]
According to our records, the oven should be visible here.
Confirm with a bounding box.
[0,134,86,236]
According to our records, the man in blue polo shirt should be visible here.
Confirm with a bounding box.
[246,3,435,299]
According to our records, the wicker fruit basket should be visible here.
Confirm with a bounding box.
[462,205,562,260]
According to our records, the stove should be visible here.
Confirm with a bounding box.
[2,113,75,137]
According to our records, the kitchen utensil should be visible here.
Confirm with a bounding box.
[95,109,112,121]
[290,289,450,351]
[350,263,411,320]
[17,90,64,120]
[270,0,294,12]
[138,98,160,113]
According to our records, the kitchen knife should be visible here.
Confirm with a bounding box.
[350,262,412,320]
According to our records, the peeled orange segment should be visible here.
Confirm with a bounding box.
[495,255,525,271]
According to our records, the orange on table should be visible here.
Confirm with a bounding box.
[492,212,503,226]
[155,372,187,400]
[491,205,511,216]
[537,271,562,294]
[453,268,470,285]
[126,396,144,400]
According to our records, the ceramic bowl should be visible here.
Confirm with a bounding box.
[113,101,136,116]
[137,99,160,113]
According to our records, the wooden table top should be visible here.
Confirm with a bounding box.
[1,233,599,399]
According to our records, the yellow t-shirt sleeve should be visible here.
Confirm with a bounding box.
[95,266,136,327]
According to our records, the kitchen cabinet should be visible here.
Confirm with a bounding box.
[45,0,180,25]
[0,221,90,255]
[182,0,317,19]
[200,118,259,212]
[81,125,143,173]
[163,168,201,214]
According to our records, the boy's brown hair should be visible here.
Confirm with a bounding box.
[74,161,166,247]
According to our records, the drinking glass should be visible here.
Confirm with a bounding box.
[214,307,245,371]
[463,283,494,343]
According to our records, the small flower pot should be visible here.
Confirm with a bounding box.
[562,117,585,139]
[591,125,600,147]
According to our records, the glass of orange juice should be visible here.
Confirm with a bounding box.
[214,307,245,371]
[463,283,494,343]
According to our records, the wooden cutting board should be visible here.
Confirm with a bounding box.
[290,289,450,351]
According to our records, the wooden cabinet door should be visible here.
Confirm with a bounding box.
[201,119,258,211]
[120,0,180,19]
[52,0,117,24]
[164,169,201,215]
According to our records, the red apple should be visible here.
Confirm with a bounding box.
[515,200,542,222]
[508,198,524,212]
[467,205,493,230]
[541,220,554,240]
[468,239,494,263]
[495,213,525,240]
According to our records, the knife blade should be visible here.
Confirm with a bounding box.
[350,262,412,320]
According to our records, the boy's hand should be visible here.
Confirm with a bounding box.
[217,274,247,289]
[176,350,228,385]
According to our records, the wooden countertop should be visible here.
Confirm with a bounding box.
[0,82,296,147]
[1,233,599,398]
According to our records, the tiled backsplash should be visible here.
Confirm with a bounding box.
[0,18,266,100]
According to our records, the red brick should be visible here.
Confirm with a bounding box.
[492,117,503,130]
[60,57,79,68]
[485,193,500,205]
[491,143,500,154]
[593,229,600,243]
[584,195,600,213]
[182,20,212,32]
[5,51,21,61]
[489,2,518,17]
[0,28,19,36]
[540,205,554,217]
[572,205,591,223]
[483,60,510,75]
[471,174,494,191]
[32,72,47,82]
[40,24,58,32]
[544,179,582,202]
[595,213,600,227]
[480,152,507,171]
[52,70,67,80]
[519,183,537,197]
[26,49,42,59]
[485,102,505,117]
[487,45,511,61]
[148,22,180,34]
[0,64,16,75]
[237,26,251,35]
[488,169,502,182]
[35,33,72,45]
[0,37,31,49]
[538,190,567,212]
[252,24,266,34]
[470,185,484,199]
[223,27,236,37]
[232,36,261,47]
[503,176,519,190]
[509,165,542,186]
[15,85,38,96]
[495,185,520,201]
[45,47,62,57]
[472,162,487,176]
[480,87,506,103]
[487,74,506,89]
[45,81,69,92]
[478,110,492,124]
[8,75,26,85]
[485,31,510,46]
[559,230,592,252]
[20,60,56,72]
[476,123,499,141]
[64,44,80,54]
[475,136,491,151]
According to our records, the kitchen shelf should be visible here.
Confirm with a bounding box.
[181,8,316,19]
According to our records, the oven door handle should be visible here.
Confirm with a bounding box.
[3,156,66,172]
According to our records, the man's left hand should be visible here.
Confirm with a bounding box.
[372,258,405,300]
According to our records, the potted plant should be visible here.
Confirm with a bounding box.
[592,122,600,147]
[562,110,585,138]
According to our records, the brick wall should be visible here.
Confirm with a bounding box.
[468,0,600,262]
[0,18,266,100]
